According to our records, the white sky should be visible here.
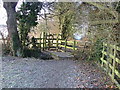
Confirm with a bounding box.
[0,0,49,25]
[0,0,7,25]
[0,0,24,38]
[0,0,24,25]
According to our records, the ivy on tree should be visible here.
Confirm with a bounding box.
[17,2,42,47]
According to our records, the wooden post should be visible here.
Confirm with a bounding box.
[56,34,59,51]
[106,44,109,73]
[39,33,41,50]
[112,45,116,81]
[101,42,105,67]
[73,40,76,51]
[46,33,48,48]
[52,34,54,46]
[65,39,67,52]
[108,45,112,74]
[43,32,45,51]
[44,32,47,49]
[48,33,50,50]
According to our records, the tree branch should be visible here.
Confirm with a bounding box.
[90,19,119,25]
[87,2,119,20]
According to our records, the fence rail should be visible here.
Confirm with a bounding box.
[33,32,78,52]
[100,42,120,89]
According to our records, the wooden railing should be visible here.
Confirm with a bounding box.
[59,40,78,52]
[34,32,78,52]
[100,42,120,89]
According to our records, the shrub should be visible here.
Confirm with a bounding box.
[88,38,103,61]
[2,38,12,56]
[22,47,53,60]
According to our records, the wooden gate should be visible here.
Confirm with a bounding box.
[33,32,78,52]
[100,42,120,89]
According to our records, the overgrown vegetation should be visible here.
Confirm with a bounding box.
[2,38,11,56]
[17,2,42,47]
[2,1,120,60]
[53,2,76,39]
[88,38,104,61]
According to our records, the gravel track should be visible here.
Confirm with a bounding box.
[2,56,114,88]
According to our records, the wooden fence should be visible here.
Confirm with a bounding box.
[100,42,120,89]
[34,32,78,52]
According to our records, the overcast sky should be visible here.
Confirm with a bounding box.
[0,0,24,25]
[0,0,7,25]
[0,0,50,25]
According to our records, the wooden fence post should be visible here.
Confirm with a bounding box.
[108,45,112,74]
[43,32,45,51]
[52,34,54,46]
[65,39,67,52]
[56,34,59,51]
[39,33,41,50]
[101,42,105,67]
[48,33,50,50]
[44,32,47,49]
[73,40,76,51]
[106,44,110,73]
[112,45,116,80]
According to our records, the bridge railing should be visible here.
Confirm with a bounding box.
[100,42,120,89]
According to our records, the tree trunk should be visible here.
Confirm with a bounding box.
[3,2,22,57]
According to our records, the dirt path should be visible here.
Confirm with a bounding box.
[2,56,114,88]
